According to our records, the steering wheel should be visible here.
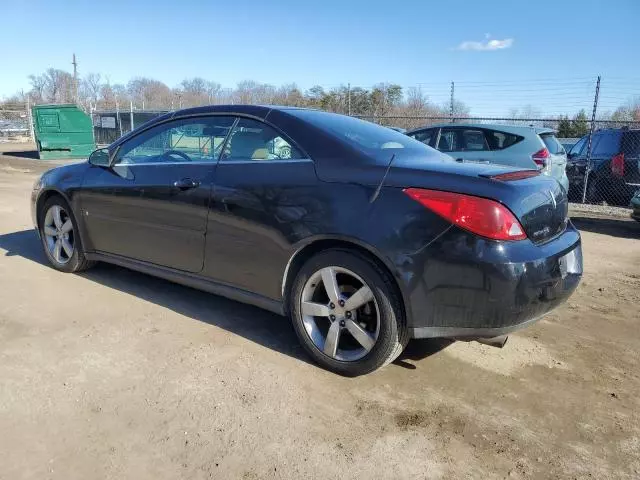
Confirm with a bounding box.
[161,150,192,162]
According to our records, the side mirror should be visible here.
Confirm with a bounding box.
[88,148,110,167]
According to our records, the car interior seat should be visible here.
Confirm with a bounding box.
[229,131,268,160]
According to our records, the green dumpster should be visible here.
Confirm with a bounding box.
[32,104,96,160]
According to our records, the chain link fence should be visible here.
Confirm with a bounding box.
[0,103,31,143]
[91,109,168,145]
[571,120,640,207]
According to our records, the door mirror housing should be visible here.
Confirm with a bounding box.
[88,148,110,167]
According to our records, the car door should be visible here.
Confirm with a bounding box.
[566,135,588,186]
[79,115,235,272]
[566,134,603,199]
[204,116,319,300]
[436,127,491,163]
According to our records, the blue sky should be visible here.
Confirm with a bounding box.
[2,0,639,116]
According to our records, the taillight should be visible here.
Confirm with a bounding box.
[611,153,625,177]
[532,148,550,170]
[403,188,527,241]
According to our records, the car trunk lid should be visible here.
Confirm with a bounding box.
[382,154,569,244]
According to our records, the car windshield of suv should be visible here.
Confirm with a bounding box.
[290,109,430,154]
[540,133,565,155]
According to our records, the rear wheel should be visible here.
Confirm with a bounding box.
[39,196,95,273]
[289,249,408,376]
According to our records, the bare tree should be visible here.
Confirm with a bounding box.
[42,68,74,103]
[82,73,102,106]
[127,77,171,109]
[28,74,47,103]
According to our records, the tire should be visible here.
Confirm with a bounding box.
[289,249,409,376]
[585,177,602,204]
[38,195,95,273]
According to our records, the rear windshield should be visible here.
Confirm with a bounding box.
[539,133,565,155]
[622,131,640,155]
[289,109,430,154]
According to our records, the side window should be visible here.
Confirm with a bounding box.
[223,118,303,161]
[410,128,436,146]
[116,116,235,165]
[460,129,489,151]
[485,130,523,150]
[569,136,587,156]
[437,128,457,152]
[437,128,489,152]
[592,132,621,156]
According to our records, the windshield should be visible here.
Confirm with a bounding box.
[289,109,432,154]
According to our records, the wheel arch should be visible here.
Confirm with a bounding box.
[35,188,71,227]
[36,188,90,250]
[281,236,411,325]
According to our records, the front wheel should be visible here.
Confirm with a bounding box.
[289,249,408,376]
[39,196,95,273]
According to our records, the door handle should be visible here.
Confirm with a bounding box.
[173,178,200,190]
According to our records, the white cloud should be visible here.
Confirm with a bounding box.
[456,38,514,51]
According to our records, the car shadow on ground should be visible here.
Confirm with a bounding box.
[0,229,449,371]
[571,215,640,240]
[0,150,39,160]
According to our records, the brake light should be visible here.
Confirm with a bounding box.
[611,153,625,177]
[532,148,549,169]
[403,188,527,241]
[490,170,540,181]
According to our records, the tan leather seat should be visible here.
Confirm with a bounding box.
[229,132,269,160]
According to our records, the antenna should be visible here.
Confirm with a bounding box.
[369,153,396,204]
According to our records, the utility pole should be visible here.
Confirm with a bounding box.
[449,81,455,121]
[72,53,78,104]
[347,83,352,116]
[582,75,601,204]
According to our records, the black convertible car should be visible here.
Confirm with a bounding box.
[31,105,582,376]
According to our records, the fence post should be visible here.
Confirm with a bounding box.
[26,97,34,141]
[90,104,96,146]
[449,81,455,121]
[116,98,123,138]
[130,101,134,132]
[347,83,351,116]
[582,75,601,204]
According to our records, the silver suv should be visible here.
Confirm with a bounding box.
[407,123,569,191]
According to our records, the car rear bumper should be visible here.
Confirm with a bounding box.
[404,223,582,339]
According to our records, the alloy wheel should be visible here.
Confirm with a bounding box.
[300,266,380,361]
[43,205,75,265]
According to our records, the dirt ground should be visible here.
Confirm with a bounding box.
[1,143,639,480]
